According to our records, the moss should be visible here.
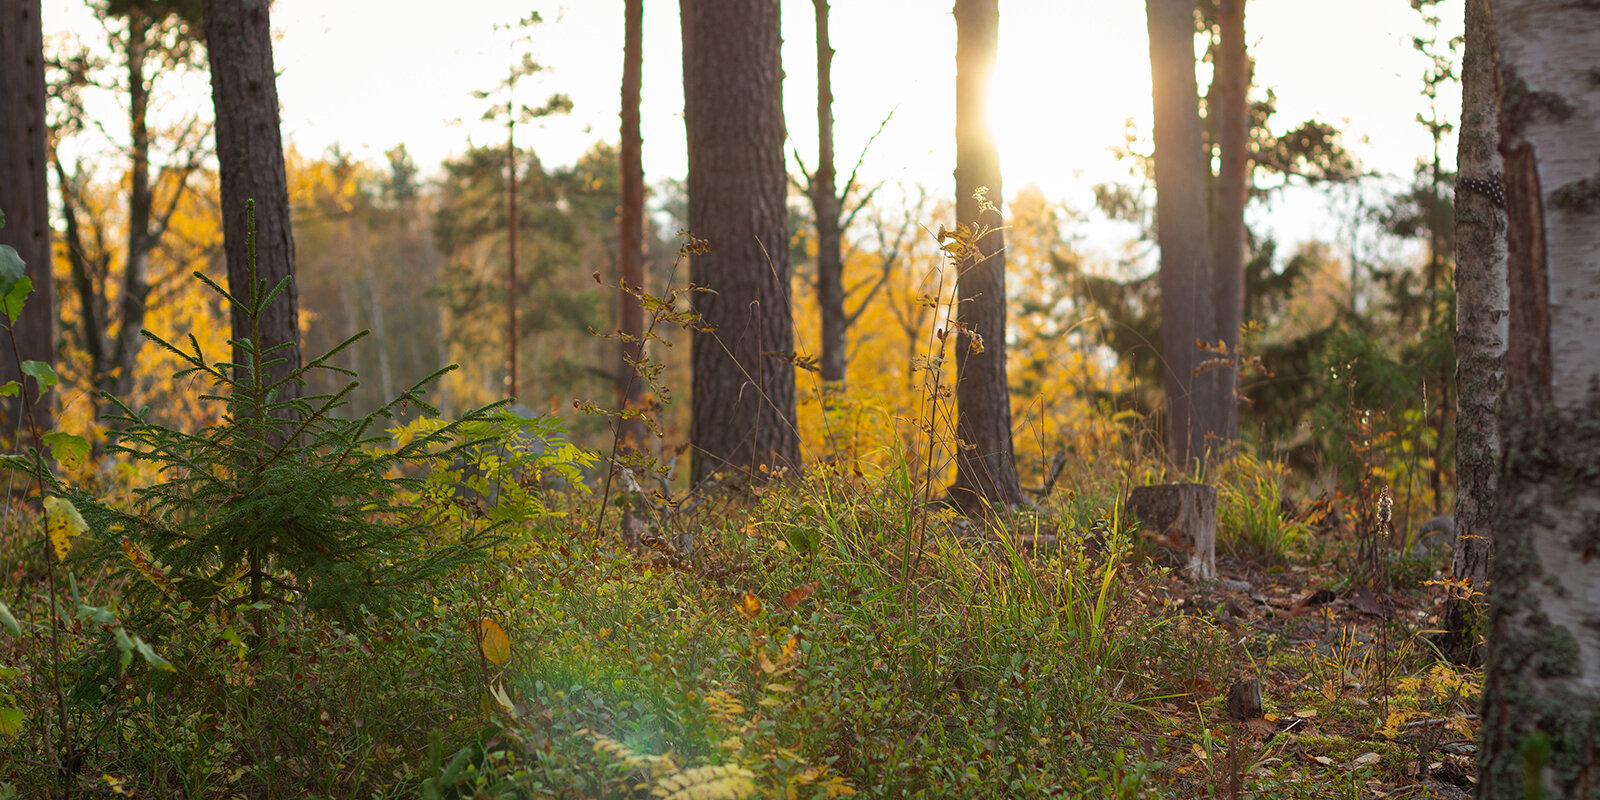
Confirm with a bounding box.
[1499,65,1575,133]
[1481,385,1600,798]
[1552,175,1600,213]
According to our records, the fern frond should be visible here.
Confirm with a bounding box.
[651,765,757,800]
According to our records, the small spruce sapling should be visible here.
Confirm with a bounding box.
[44,201,509,627]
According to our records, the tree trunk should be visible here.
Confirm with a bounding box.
[1146,0,1219,469]
[0,0,54,441]
[111,7,155,404]
[201,0,302,401]
[506,112,518,402]
[681,0,798,484]
[812,0,846,388]
[1476,1,1600,796]
[1440,0,1506,667]
[1127,483,1217,580]
[617,0,648,453]
[949,0,1022,512]
[1208,0,1248,449]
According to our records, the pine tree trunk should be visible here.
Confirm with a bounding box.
[617,0,648,454]
[681,0,798,484]
[813,0,846,388]
[1208,0,1248,449]
[950,0,1022,511]
[201,0,302,401]
[1440,0,1506,666]
[1476,1,1600,795]
[1146,0,1218,469]
[0,0,54,440]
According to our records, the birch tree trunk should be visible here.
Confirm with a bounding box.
[1476,1,1600,795]
[1440,0,1506,666]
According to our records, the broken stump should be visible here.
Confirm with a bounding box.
[1126,483,1217,580]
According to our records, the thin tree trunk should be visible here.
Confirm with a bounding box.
[950,0,1022,511]
[813,0,846,388]
[0,0,54,441]
[1440,0,1505,667]
[201,0,302,402]
[1146,0,1217,469]
[507,106,519,402]
[681,0,798,484]
[617,0,647,453]
[1476,1,1600,795]
[111,7,154,403]
[1209,0,1248,449]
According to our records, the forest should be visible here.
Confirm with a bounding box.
[0,0,1597,797]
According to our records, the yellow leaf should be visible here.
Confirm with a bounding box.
[478,618,510,665]
[737,592,762,619]
[44,497,87,562]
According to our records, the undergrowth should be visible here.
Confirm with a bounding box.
[0,204,1478,799]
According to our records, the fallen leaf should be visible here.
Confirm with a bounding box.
[1354,751,1381,765]
[780,582,817,609]
[478,619,510,665]
[738,591,762,619]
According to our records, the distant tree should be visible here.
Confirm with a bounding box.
[1208,0,1248,449]
[200,0,301,400]
[680,0,798,483]
[1476,1,1600,795]
[0,0,55,441]
[50,0,209,427]
[808,0,845,387]
[1145,0,1218,468]
[289,148,447,416]
[471,13,571,402]
[432,143,625,440]
[1438,0,1504,666]
[949,0,1022,510]
[617,0,647,453]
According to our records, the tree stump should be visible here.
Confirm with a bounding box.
[1226,678,1263,721]
[1127,483,1217,580]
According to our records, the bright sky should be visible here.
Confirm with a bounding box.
[45,0,1463,256]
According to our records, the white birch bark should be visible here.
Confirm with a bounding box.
[1478,2,1600,796]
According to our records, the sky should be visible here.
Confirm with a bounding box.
[44,0,1464,261]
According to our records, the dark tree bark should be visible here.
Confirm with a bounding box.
[1439,0,1505,666]
[681,0,798,483]
[811,0,846,388]
[201,0,302,400]
[950,0,1022,511]
[1208,0,1248,448]
[1476,1,1600,796]
[617,0,647,453]
[1146,0,1218,468]
[0,0,55,440]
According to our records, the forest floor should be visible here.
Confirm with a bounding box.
[1,461,1484,799]
[1127,548,1480,799]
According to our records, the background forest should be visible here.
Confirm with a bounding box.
[1,0,1593,798]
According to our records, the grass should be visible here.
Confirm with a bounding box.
[0,436,1485,799]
